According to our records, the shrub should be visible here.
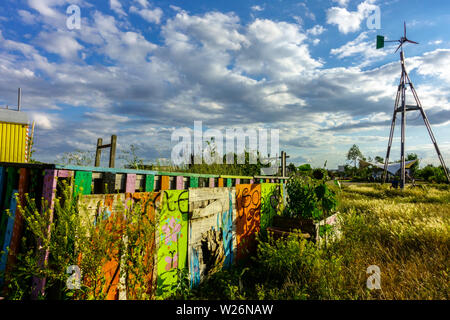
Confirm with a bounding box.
[254,234,346,299]
[284,176,338,221]
[4,180,156,300]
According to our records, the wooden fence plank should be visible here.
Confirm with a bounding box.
[235,184,261,262]
[260,183,283,233]
[6,168,30,273]
[161,176,170,191]
[0,189,18,285]
[0,168,18,250]
[188,188,233,287]
[31,169,57,299]
[156,190,189,298]
[190,177,198,188]
[74,171,92,197]
[145,174,155,192]
[57,170,73,178]
[125,174,137,193]
[176,176,184,190]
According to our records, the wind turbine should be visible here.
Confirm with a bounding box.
[377,22,449,188]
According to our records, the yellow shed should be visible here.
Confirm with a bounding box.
[0,108,30,163]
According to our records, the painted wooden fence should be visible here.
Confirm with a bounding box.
[0,161,289,299]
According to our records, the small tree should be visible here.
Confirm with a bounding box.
[347,145,363,174]
[120,145,144,170]
[287,163,297,175]
[375,156,384,164]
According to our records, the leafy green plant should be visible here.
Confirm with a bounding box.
[284,176,338,221]
[4,180,156,300]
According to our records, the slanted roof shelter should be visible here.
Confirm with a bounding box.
[0,108,30,163]
[359,159,418,176]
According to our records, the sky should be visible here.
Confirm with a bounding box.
[0,0,449,169]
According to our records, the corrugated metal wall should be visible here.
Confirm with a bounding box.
[0,122,29,163]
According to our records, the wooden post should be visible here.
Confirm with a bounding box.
[176,176,184,190]
[95,135,117,168]
[109,135,117,168]
[95,138,103,167]
[6,168,29,272]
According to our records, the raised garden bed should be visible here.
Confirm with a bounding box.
[268,213,341,243]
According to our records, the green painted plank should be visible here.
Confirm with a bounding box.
[145,174,155,192]
[226,178,232,188]
[260,183,284,232]
[157,190,189,298]
[73,171,92,197]
[189,177,198,188]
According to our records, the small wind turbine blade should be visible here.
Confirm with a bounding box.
[404,21,407,37]
[406,40,419,44]
[376,35,385,49]
[395,43,403,53]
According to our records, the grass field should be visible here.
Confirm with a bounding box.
[191,183,449,300]
[334,183,449,299]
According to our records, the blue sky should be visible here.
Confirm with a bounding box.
[0,0,449,168]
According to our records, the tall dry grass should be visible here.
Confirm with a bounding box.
[333,183,449,299]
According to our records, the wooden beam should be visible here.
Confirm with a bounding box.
[95,138,103,167]
[109,135,117,168]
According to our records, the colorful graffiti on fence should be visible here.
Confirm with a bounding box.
[0,160,289,299]
[260,183,284,232]
[80,192,159,300]
[235,184,261,262]
[188,187,235,287]
[156,190,189,297]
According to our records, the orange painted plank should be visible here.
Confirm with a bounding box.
[161,175,170,191]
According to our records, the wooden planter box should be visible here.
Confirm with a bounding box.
[267,216,315,241]
[268,213,341,243]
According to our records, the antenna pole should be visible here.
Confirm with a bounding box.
[400,48,407,188]
[18,88,22,111]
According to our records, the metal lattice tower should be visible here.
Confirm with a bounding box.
[379,22,450,188]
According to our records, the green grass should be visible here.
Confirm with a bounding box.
[190,183,450,300]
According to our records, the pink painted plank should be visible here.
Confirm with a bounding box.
[209,177,215,188]
[236,178,240,185]
[57,170,73,178]
[125,174,137,193]
[250,179,254,184]
[176,176,184,190]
